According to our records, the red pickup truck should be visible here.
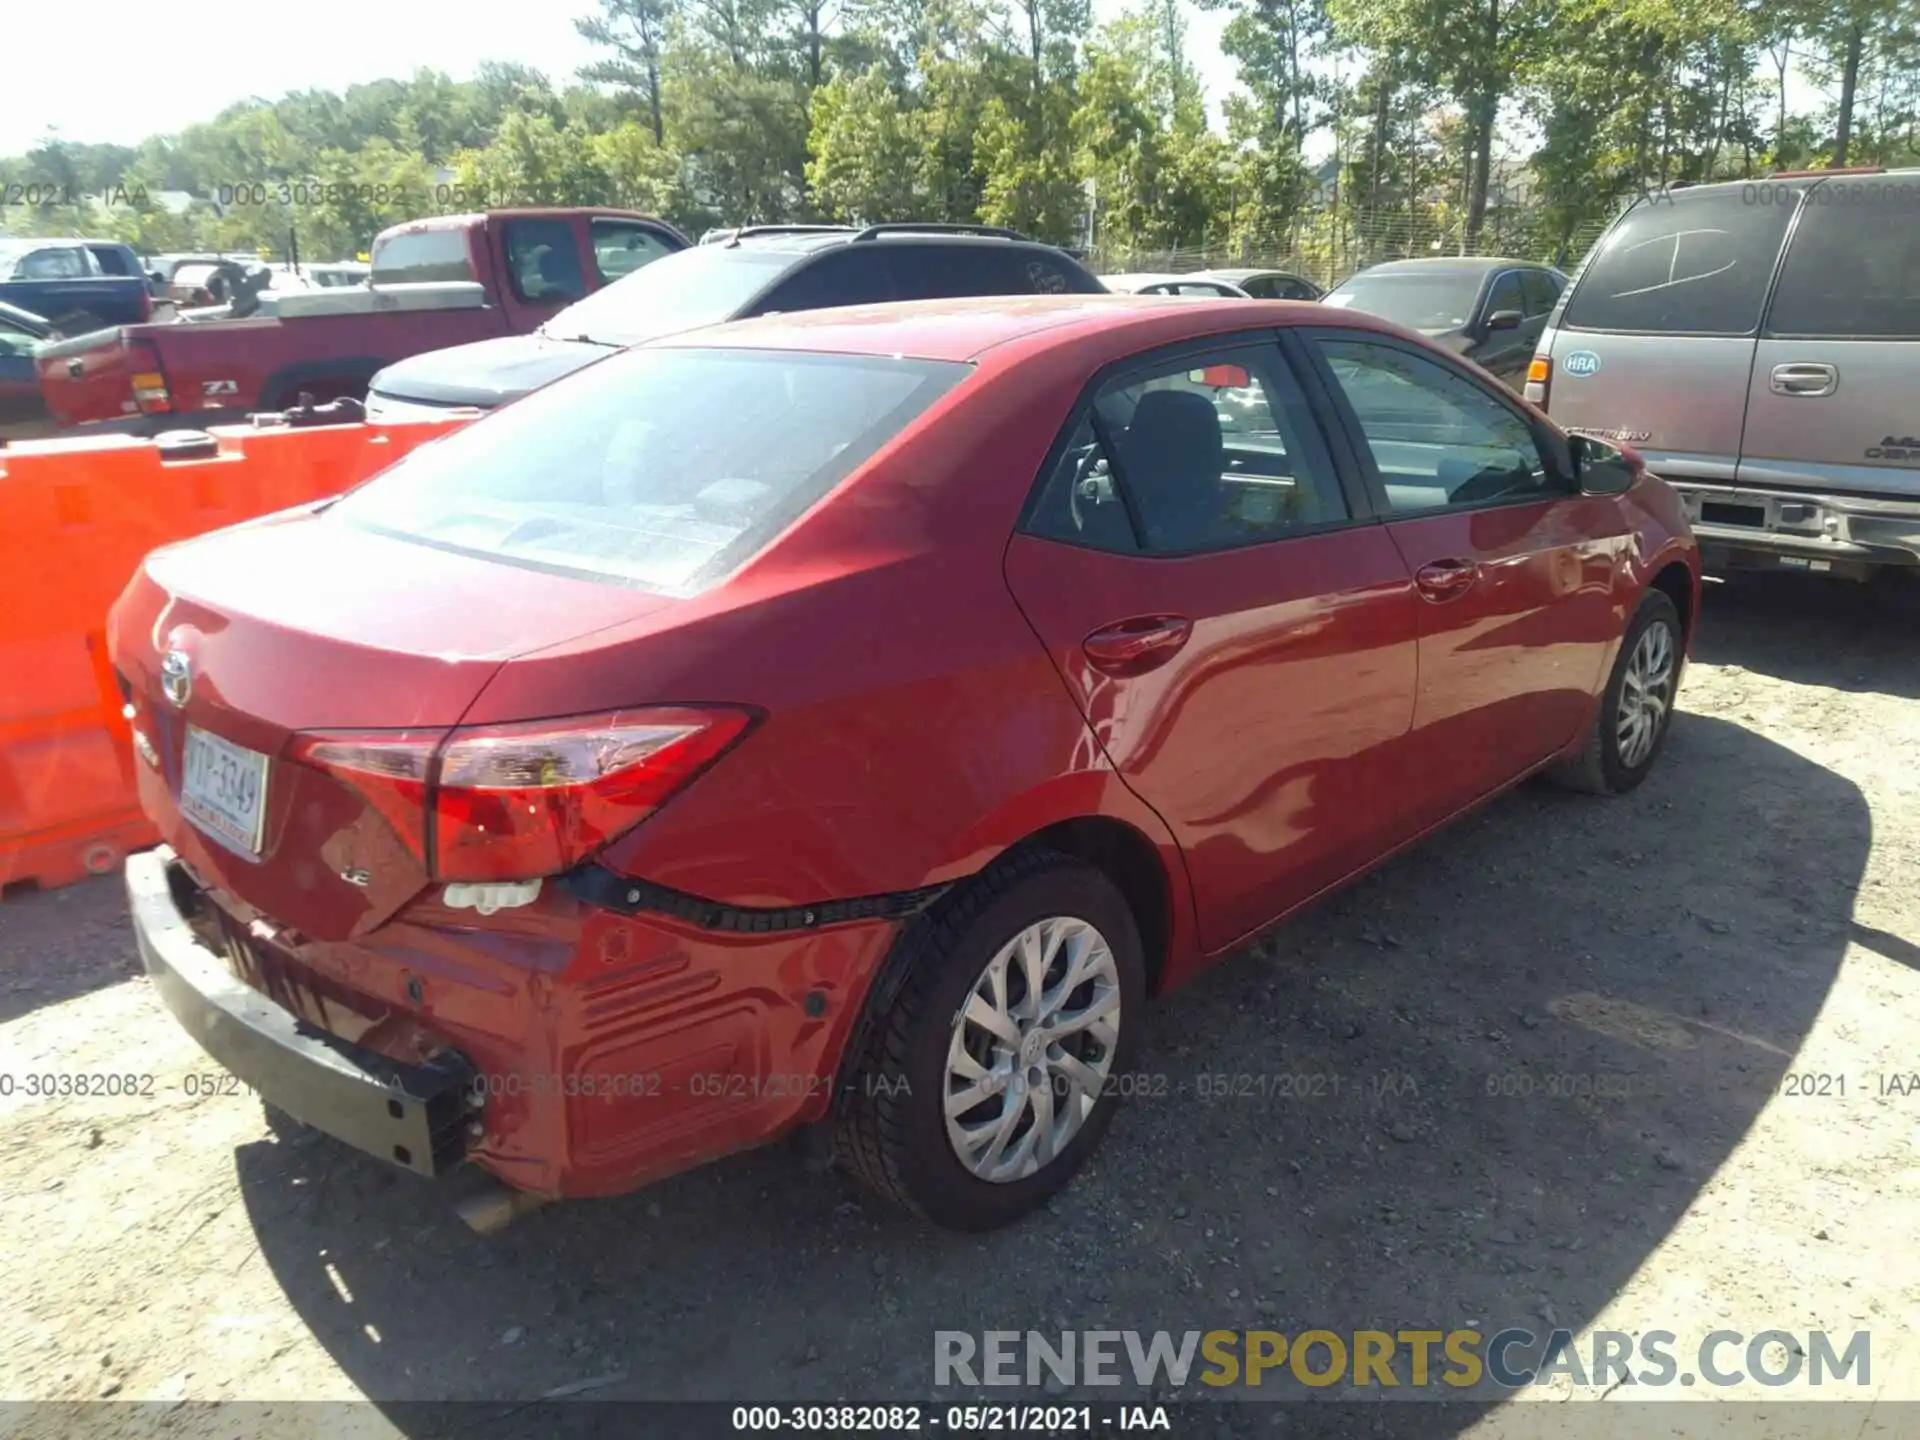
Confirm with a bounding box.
[36,209,687,430]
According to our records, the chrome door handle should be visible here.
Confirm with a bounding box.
[1771,363,1837,397]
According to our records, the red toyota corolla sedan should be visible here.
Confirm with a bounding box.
[112,295,1699,1232]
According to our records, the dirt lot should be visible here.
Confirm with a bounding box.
[2,571,1916,1439]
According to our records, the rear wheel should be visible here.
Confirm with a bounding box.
[1550,589,1683,795]
[835,850,1146,1230]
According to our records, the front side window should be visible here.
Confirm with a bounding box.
[333,347,969,593]
[1315,336,1556,513]
[504,218,586,303]
[1027,346,1348,554]
[1765,180,1920,339]
[1521,269,1562,317]
[1561,187,1795,336]
[591,219,678,284]
[1485,272,1525,319]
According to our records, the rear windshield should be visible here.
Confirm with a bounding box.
[540,246,795,345]
[370,229,476,285]
[1561,188,1796,336]
[333,346,969,593]
[1323,272,1483,332]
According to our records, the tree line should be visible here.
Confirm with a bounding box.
[2,0,1916,269]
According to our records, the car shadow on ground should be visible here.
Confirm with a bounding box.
[233,697,1869,1434]
[1693,570,1920,698]
[0,874,139,1025]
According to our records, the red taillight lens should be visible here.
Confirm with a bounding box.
[292,707,755,883]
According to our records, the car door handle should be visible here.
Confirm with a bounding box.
[1415,559,1480,601]
[1770,363,1837,397]
[1083,616,1193,676]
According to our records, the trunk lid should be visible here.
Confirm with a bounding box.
[112,508,674,939]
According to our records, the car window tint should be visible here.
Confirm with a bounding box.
[1486,272,1525,318]
[334,348,969,594]
[1030,347,1347,554]
[1765,180,1920,339]
[504,218,586,303]
[370,229,476,285]
[1561,187,1795,335]
[1238,277,1277,298]
[1520,270,1561,317]
[87,246,134,276]
[883,244,1097,300]
[1316,337,1557,513]
[758,250,897,311]
[590,220,678,284]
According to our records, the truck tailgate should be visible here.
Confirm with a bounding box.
[35,329,145,425]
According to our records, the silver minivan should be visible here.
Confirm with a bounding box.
[1526,168,1920,584]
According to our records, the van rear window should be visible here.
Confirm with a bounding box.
[334,347,969,593]
[1561,189,1796,336]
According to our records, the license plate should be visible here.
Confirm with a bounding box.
[179,726,270,859]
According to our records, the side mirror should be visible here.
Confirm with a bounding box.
[1571,433,1636,495]
[1485,308,1524,332]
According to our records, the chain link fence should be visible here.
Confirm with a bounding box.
[1087,202,1614,288]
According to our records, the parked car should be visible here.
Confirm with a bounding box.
[365,224,1105,420]
[1525,166,1920,588]
[1322,256,1566,387]
[0,238,152,334]
[1192,267,1323,300]
[1101,272,1253,297]
[0,298,52,428]
[36,209,689,431]
[115,293,1698,1232]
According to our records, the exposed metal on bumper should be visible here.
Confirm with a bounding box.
[1671,481,1920,568]
[126,847,474,1177]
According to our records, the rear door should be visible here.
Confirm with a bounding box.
[1739,175,1920,500]
[1537,185,1800,482]
[1003,334,1420,952]
[1303,327,1629,824]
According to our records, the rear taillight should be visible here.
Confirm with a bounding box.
[292,707,755,883]
[1523,354,1550,408]
[127,341,171,414]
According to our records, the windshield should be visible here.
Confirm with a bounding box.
[1323,272,1482,332]
[333,345,969,594]
[540,246,795,345]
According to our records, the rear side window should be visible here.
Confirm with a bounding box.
[87,245,135,276]
[371,229,476,285]
[334,348,969,593]
[1765,181,1920,339]
[1561,189,1795,336]
[504,218,586,303]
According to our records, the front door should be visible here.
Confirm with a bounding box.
[1302,329,1630,825]
[1004,336,1420,953]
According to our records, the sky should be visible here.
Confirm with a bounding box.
[2,0,1237,161]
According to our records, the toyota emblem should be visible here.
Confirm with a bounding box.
[160,649,193,708]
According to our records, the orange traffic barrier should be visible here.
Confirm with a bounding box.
[0,417,473,895]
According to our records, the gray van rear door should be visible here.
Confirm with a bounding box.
[1740,175,1920,500]
[1539,185,1799,482]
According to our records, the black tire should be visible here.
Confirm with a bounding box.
[834,849,1147,1231]
[1550,589,1683,796]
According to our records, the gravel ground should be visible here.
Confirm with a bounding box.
[1,570,1916,1439]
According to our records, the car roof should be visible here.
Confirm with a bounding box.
[1199,267,1307,282]
[649,292,1373,366]
[718,228,1074,257]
